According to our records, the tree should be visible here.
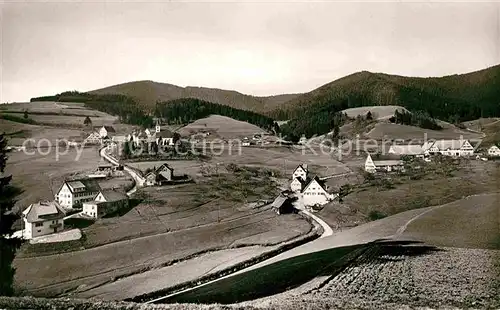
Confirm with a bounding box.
[23,110,29,119]
[84,116,92,127]
[173,132,181,145]
[333,124,340,138]
[366,111,373,120]
[122,141,132,159]
[0,134,22,296]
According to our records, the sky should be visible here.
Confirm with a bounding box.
[1,0,499,103]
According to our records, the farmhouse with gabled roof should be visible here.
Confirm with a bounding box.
[292,164,308,181]
[487,144,500,157]
[426,139,475,157]
[82,189,129,219]
[301,176,336,207]
[365,153,404,173]
[291,176,309,193]
[22,201,66,239]
[84,131,102,145]
[55,178,101,209]
[145,163,175,186]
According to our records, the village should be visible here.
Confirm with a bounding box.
[14,119,500,245]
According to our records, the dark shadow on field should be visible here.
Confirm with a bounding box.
[64,217,94,229]
[102,198,143,218]
[161,240,441,305]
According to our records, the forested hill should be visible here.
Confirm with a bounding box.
[88,80,300,113]
[155,98,277,131]
[273,64,500,122]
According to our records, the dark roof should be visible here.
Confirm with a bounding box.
[63,178,101,193]
[102,126,116,132]
[303,175,327,192]
[99,190,128,202]
[156,163,173,173]
[293,176,310,185]
[23,201,65,223]
[271,194,289,209]
[157,130,174,138]
[369,153,403,161]
[293,164,308,173]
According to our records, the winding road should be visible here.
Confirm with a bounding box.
[145,204,444,304]
[99,144,145,196]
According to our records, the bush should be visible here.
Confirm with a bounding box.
[0,114,37,124]
[368,210,387,221]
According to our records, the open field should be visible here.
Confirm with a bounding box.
[13,167,312,298]
[0,119,39,135]
[480,119,500,146]
[3,113,117,127]
[400,193,500,249]
[1,119,87,145]
[14,205,311,297]
[341,105,408,120]
[462,117,500,132]
[330,159,500,222]
[162,190,499,307]
[1,101,103,116]
[5,148,102,213]
[128,145,352,179]
[278,246,499,309]
[209,145,351,177]
[75,246,274,300]
[177,115,267,140]
[365,122,483,140]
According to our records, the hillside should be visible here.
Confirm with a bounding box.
[341,105,409,120]
[275,64,500,122]
[89,80,300,113]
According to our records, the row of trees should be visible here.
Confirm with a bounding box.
[0,134,22,296]
[279,98,351,142]
[155,98,277,131]
[389,109,442,130]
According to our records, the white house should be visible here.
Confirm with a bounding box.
[388,144,425,157]
[426,139,475,157]
[365,153,404,173]
[292,164,308,181]
[55,179,101,209]
[84,132,102,145]
[22,201,65,239]
[290,177,308,192]
[487,145,500,157]
[98,126,116,138]
[302,176,335,207]
[82,189,129,219]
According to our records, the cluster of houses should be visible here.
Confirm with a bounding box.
[272,164,338,214]
[21,178,129,240]
[290,164,337,207]
[364,139,500,173]
[84,123,176,148]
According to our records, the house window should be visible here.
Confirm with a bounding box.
[35,222,43,227]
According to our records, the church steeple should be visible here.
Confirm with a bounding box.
[155,120,161,133]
